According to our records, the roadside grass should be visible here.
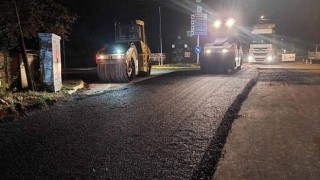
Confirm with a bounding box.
[0,79,83,122]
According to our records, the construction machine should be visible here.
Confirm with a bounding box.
[96,20,151,82]
[200,18,243,73]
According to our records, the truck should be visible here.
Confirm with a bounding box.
[200,18,243,73]
[96,20,151,82]
[248,22,276,63]
[308,44,320,62]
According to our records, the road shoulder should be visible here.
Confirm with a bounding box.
[213,82,320,180]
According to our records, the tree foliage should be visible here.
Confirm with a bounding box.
[0,0,78,51]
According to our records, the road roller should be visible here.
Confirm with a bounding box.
[200,18,243,73]
[96,20,152,82]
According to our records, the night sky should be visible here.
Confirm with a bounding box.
[62,0,320,67]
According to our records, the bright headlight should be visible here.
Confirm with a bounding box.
[222,49,229,53]
[248,56,253,61]
[226,18,235,27]
[214,20,222,28]
[206,49,212,54]
[97,55,104,59]
[116,49,123,54]
[267,56,273,61]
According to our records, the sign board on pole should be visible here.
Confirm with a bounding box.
[191,19,207,25]
[190,13,207,36]
[195,46,202,54]
[191,14,207,20]
[197,6,202,13]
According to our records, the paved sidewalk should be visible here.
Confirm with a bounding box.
[213,82,320,180]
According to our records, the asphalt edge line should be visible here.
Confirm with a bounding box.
[257,67,320,70]
[190,73,259,180]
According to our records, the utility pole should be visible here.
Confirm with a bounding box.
[159,6,163,66]
[13,0,35,90]
[196,0,200,65]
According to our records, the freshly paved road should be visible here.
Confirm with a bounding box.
[0,68,258,179]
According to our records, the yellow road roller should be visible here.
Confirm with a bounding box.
[96,20,151,82]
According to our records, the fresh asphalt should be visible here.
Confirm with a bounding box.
[1,64,319,179]
[0,66,258,179]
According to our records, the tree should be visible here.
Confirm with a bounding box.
[0,0,78,90]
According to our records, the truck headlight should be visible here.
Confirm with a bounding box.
[214,20,222,28]
[206,49,212,54]
[267,56,273,61]
[226,18,235,27]
[248,56,253,61]
[222,49,229,53]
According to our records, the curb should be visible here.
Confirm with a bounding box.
[190,74,260,179]
[257,67,320,70]
[64,80,85,94]
[152,66,200,70]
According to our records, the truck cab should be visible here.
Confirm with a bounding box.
[308,44,320,61]
[248,23,276,63]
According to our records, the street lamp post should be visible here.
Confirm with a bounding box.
[159,6,163,66]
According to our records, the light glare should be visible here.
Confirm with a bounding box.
[226,18,235,27]
[222,49,229,53]
[214,20,222,28]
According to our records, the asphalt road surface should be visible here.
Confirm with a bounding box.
[0,67,258,179]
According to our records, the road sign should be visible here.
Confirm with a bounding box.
[191,25,207,31]
[195,46,202,54]
[191,14,207,20]
[191,30,207,36]
[197,6,202,13]
[190,13,207,36]
[191,19,207,25]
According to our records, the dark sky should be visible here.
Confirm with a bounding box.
[61,0,320,66]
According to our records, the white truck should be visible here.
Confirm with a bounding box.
[248,23,276,63]
[308,44,320,62]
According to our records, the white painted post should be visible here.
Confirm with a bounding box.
[197,35,200,64]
